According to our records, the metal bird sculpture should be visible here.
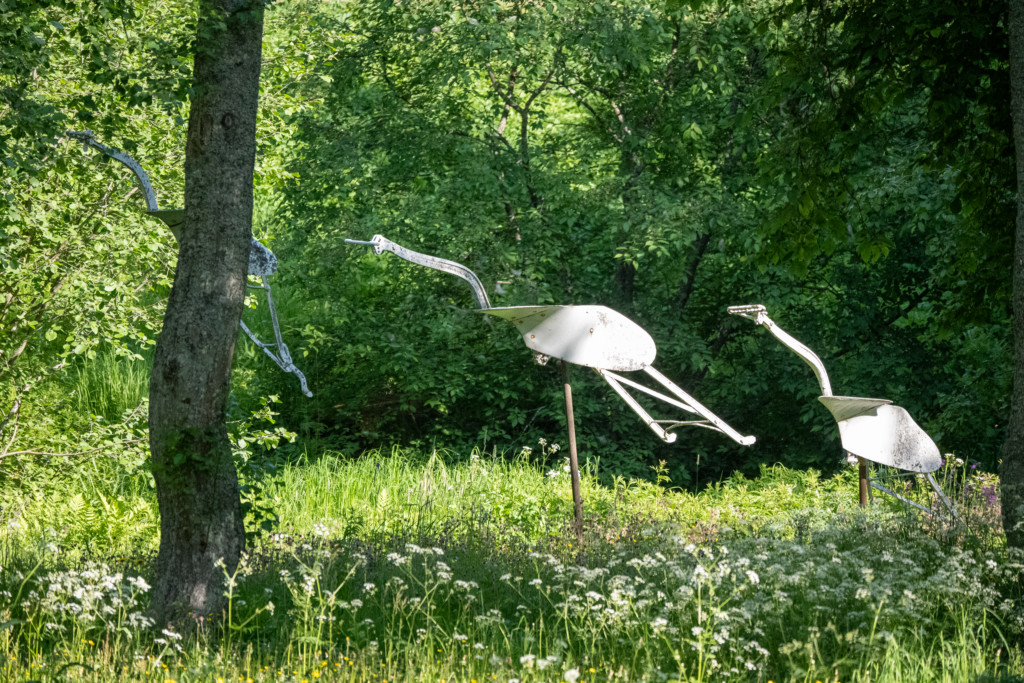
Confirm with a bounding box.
[727,304,954,517]
[66,130,312,397]
[347,234,756,541]
[347,234,755,447]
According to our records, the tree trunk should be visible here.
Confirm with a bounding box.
[148,0,264,628]
[1003,0,1024,549]
[675,230,711,313]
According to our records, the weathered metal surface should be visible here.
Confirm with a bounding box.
[347,234,757,447]
[482,305,656,372]
[67,129,159,211]
[67,130,306,395]
[247,240,279,277]
[149,209,184,233]
[817,396,892,422]
[820,399,941,472]
[345,235,491,309]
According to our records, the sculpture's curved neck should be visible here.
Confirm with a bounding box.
[345,234,492,309]
[728,304,833,397]
[67,130,160,212]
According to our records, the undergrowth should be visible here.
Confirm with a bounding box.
[0,445,1021,682]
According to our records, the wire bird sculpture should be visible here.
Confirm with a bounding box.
[66,130,312,398]
[728,304,955,518]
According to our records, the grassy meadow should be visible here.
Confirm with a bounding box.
[0,432,1021,683]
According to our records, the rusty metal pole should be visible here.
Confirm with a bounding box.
[560,360,584,546]
[858,456,869,507]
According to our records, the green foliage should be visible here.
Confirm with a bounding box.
[240,0,1011,482]
[69,347,151,424]
[229,394,298,541]
[2,0,1016,576]
[0,450,1020,682]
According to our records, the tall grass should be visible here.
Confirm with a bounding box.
[69,348,151,423]
[0,447,1020,682]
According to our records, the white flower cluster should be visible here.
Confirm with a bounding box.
[23,562,154,637]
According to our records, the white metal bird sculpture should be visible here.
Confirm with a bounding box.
[728,304,954,517]
[346,234,754,447]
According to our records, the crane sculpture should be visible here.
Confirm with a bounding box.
[347,235,755,540]
[66,130,312,398]
[727,304,955,518]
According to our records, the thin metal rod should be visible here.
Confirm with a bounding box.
[594,369,677,443]
[924,472,959,521]
[262,275,312,398]
[599,370,698,414]
[869,480,951,520]
[859,457,869,507]
[641,367,757,446]
[863,470,957,522]
[238,277,312,397]
[560,360,584,547]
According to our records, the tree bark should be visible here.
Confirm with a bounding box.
[1003,0,1024,549]
[148,0,264,628]
[675,230,711,313]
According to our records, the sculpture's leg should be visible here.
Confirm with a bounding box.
[593,367,755,446]
[924,472,959,521]
[595,369,678,443]
[642,367,756,446]
[560,361,584,547]
[239,277,313,397]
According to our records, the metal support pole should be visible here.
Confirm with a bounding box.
[859,456,869,507]
[560,360,584,546]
